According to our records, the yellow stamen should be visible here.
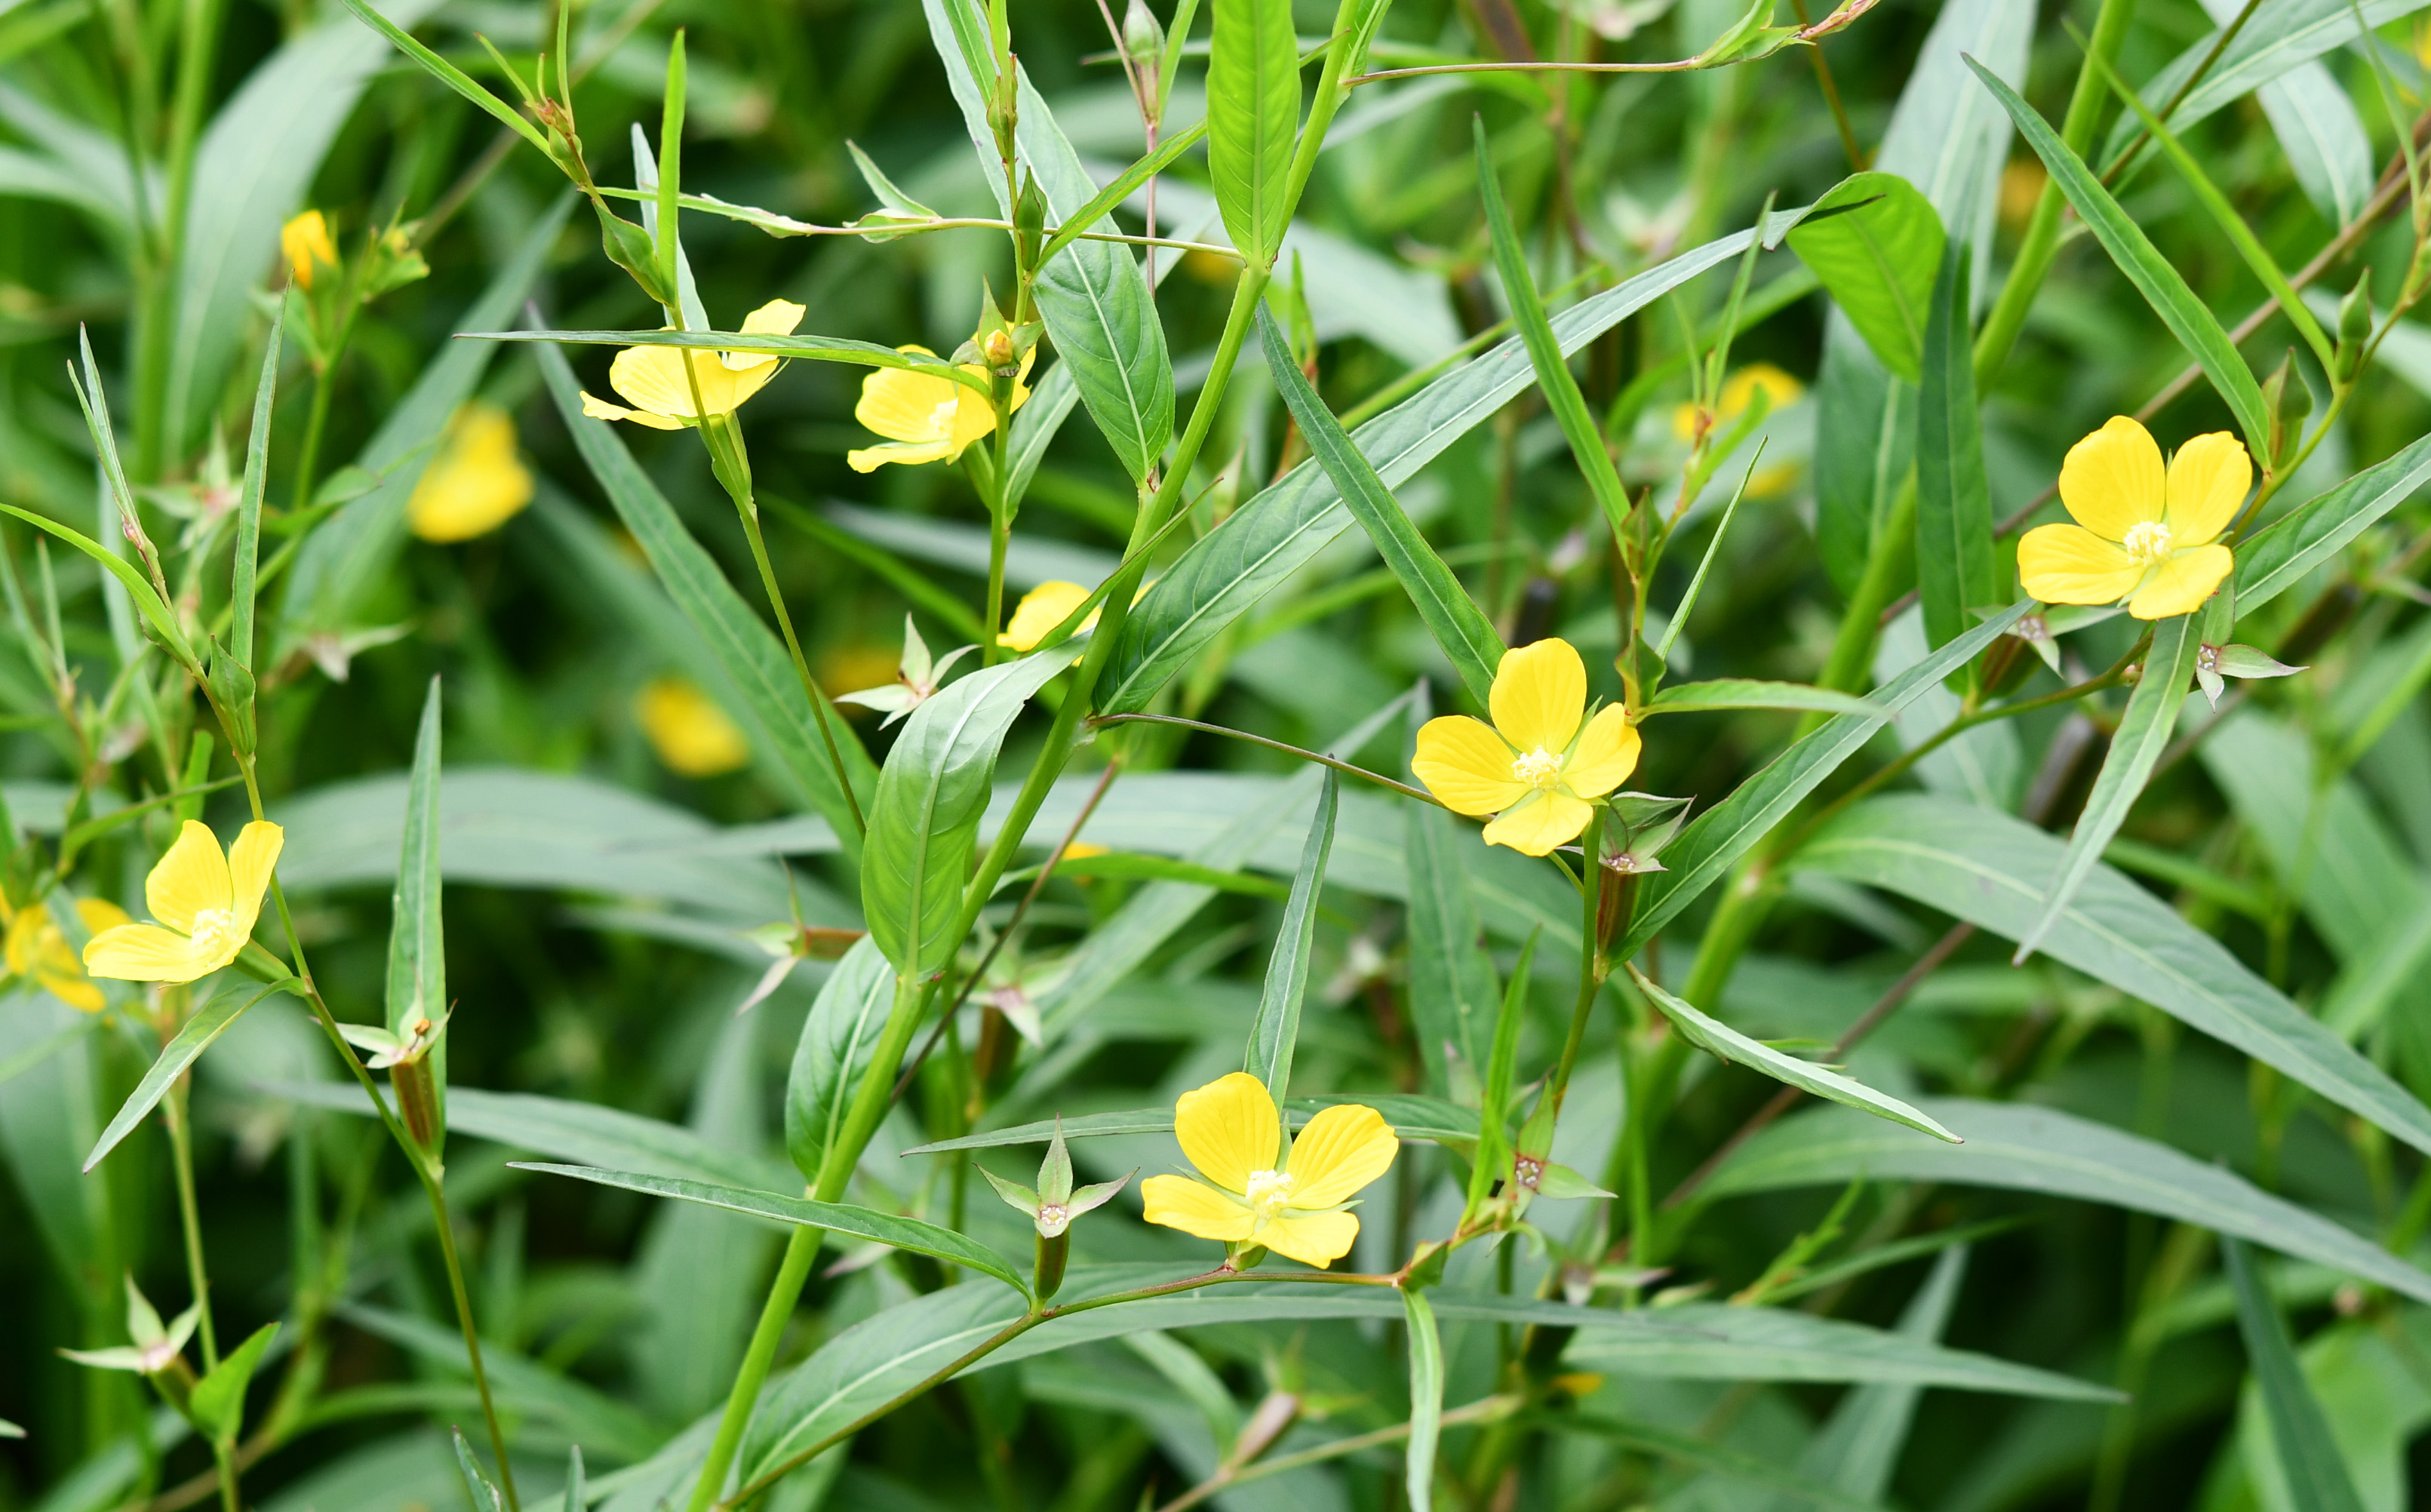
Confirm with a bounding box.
[2120,521,2173,566]
[1511,745,1565,791]
[186,908,237,963]
[1243,1168,1295,1218]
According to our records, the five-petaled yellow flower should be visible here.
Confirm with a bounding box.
[5,896,133,1011]
[281,210,337,290]
[848,347,1031,472]
[2018,416,2246,621]
[635,677,751,777]
[84,822,284,984]
[1141,1072,1397,1268]
[408,402,533,542]
[1412,638,1640,856]
[580,299,807,430]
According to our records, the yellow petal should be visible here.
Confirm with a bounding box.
[409,404,534,542]
[148,821,232,935]
[1489,638,1587,754]
[856,353,964,446]
[1140,1174,1259,1242]
[77,898,133,935]
[1719,362,1803,419]
[84,923,215,984]
[226,822,284,943]
[609,345,752,419]
[1482,790,1593,856]
[581,390,684,431]
[1000,582,1095,651]
[2128,543,2234,619]
[281,210,335,288]
[1284,1102,1398,1209]
[635,678,752,777]
[1174,1071,1279,1193]
[2017,524,2144,607]
[1561,705,1640,799]
[2162,432,2250,545]
[2058,416,2165,541]
[1254,1207,1360,1268]
[3,908,45,976]
[723,298,810,370]
[848,440,958,472]
[1411,716,1526,817]
[39,966,103,1013]
[948,378,1002,457]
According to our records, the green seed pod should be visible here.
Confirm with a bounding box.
[2334,271,2372,384]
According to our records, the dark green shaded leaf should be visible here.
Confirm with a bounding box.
[1913,244,1995,651]
[1786,174,1944,382]
[2224,1236,2368,1512]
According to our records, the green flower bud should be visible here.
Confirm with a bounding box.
[2334,270,2372,385]
[979,1117,1133,1298]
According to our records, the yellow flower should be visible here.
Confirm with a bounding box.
[1411,638,1640,856]
[636,677,751,777]
[281,211,337,290]
[1000,581,1095,651]
[1670,363,1804,442]
[847,346,1031,472]
[84,822,284,985]
[408,403,533,542]
[2000,160,2048,232]
[1140,1072,1398,1268]
[579,299,808,430]
[2018,416,2245,621]
[5,896,134,1011]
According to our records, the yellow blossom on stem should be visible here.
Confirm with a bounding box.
[636,677,751,777]
[2018,416,2245,620]
[5,896,133,1010]
[84,822,283,985]
[1411,638,1640,856]
[1140,1072,1398,1268]
[999,581,1095,651]
[408,402,533,542]
[579,299,808,430]
[281,210,337,290]
[848,346,1032,472]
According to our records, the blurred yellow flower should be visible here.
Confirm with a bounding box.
[282,211,337,290]
[636,677,751,777]
[2018,416,2244,621]
[408,403,533,542]
[4,896,133,1011]
[1412,638,1640,856]
[1140,1072,1397,1268]
[580,299,807,430]
[85,822,283,985]
[2000,159,2048,232]
[999,581,1094,651]
[1670,363,1803,443]
[847,346,1031,472]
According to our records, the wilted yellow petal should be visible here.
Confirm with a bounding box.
[84,923,216,984]
[1562,705,1640,800]
[1411,715,1527,817]
[1482,789,1593,856]
[2018,523,2144,607]
[2162,432,2250,545]
[2058,416,2165,542]
[1284,1103,1397,1209]
[1140,1174,1259,1242]
[1489,638,1587,755]
[1174,1071,1279,1194]
[409,403,533,542]
[1000,581,1095,651]
[1255,1207,1360,1268]
[147,822,232,936]
[635,678,751,777]
[2128,543,2234,620]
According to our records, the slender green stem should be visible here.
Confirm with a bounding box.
[1089,712,1438,804]
[289,306,361,514]
[420,1168,521,1512]
[1809,473,1916,714]
[724,459,867,836]
[1550,810,1608,1120]
[683,1222,822,1512]
[161,1083,219,1370]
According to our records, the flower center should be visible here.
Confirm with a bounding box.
[927,395,961,440]
[186,907,236,962]
[1243,1168,1295,1218]
[1511,745,1566,791]
[2120,520,2174,566]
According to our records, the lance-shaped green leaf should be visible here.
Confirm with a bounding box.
[513,1163,1030,1297]
[862,644,1080,976]
[452,1427,505,1512]
[1464,929,1539,1215]
[388,677,446,1137]
[537,339,876,852]
[0,506,195,669]
[1622,604,2030,955]
[1787,1246,1969,1504]
[2233,430,2431,613]
[905,1093,1483,1153]
[1207,0,1298,265]
[1786,173,1944,382]
[1707,1098,2431,1305]
[1246,770,1337,1102]
[1913,244,1996,651]
[86,982,287,1172]
[1036,122,1209,268]
[1643,681,1889,718]
[1403,1288,1444,1512]
[1102,214,1807,715]
[230,306,281,671]
[1968,59,2270,456]
[480,327,988,390]
[2013,613,2201,962]
[1258,307,1504,705]
[1404,801,1498,1095]
[786,938,893,1185]
[1476,118,1632,536]
[1630,967,1959,1142]
[189,1322,278,1445]
[2224,1236,2369,1512]
[1795,794,2431,1158]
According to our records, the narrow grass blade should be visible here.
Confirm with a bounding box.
[1246,770,1338,1102]
[1914,245,1995,652]
[87,982,286,1171]
[2224,1236,2368,1512]
[231,306,281,669]
[388,677,445,1136]
[1403,1288,1443,1512]
[1467,930,1539,1212]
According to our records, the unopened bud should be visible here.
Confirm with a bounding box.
[2335,271,2372,384]
[984,328,1015,370]
[1123,0,1165,72]
[2260,349,2309,468]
